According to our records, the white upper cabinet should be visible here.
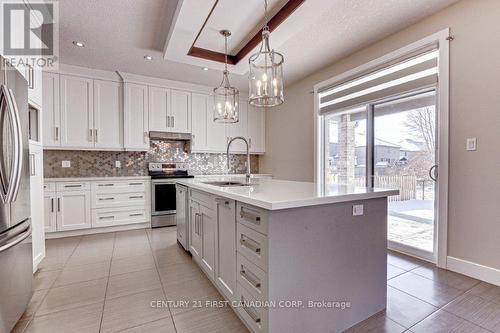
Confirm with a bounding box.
[206,110,227,152]
[42,72,60,147]
[148,86,170,132]
[248,105,266,153]
[191,93,208,151]
[60,75,94,148]
[227,101,248,153]
[170,90,191,133]
[124,83,149,151]
[93,80,123,149]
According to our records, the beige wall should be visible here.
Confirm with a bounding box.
[261,0,500,270]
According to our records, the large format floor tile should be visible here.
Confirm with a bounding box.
[53,261,110,287]
[106,268,162,299]
[387,251,426,270]
[388,272,463,307]
[386,286,438,328]
[410,309,490,333]
[387,264,407,280]
[109,253,156,276]
[100,288,171,333]
[36,278,107,316]
[33,271,60,291]
[173,305,250,333]
[411,263,480,291]
[467,282,500,305]
[25,303,103,333]
[118,317,176,333]
[344,311,406,333]
[443,293,500,332]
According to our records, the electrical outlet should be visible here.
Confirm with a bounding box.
[352,204,364,216]
[62,160,71,168]
[115,161,121,168]
[466,137,477,151]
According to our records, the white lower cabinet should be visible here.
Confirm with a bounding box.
[44,178,150,234]
[189,200,202,259]
[215,197,237,301]
[200,205,216,279]
[29,143,45,271]
[57,190,92,231]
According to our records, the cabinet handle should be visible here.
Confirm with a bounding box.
[241,295,261,324]
[98,197,114,201]
[89,129,93,142]
[55,127,59,141]
[94,129,98,143]
[29,154,35,176]
[249,138,252,148]
[240,267,261,289]
[240,236,261,254]
[98,183,114,187]
[167,115,170,128]
[129,196,143,199]
[129,213,143,217]
[64,184,82,188]
[215,198,230,205]
[57,198,61,212]
[172,116,174,128]
[99,216,114,220]
[129,182,143,186]
[51,198,54,213]
[240,210,261,223]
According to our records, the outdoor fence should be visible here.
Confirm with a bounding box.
[328,174,417,202]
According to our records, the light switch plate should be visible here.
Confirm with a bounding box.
[466,138,477,151]
[115,161,121,168]
[62,160,71,168]
[353,204,364,216]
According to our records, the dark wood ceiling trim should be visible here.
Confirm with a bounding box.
[187,0,305,65]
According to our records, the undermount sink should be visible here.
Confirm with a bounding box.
[202,181,251,187]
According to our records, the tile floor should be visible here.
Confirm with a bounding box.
[11,227,500,333]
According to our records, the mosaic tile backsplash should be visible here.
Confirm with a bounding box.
[44,140,259,178]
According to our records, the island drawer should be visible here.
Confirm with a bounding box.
[189,189,214,207]
[237,224,268,271]
[237,253,268,302]
[236,282,268,333]
[237,202,268,235]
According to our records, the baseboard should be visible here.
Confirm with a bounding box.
[447,256,500,287]
[45,222,151,239]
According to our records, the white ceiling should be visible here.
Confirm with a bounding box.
[58,0,459,92]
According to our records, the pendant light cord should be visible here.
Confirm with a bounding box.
[224,34,228,72]
[264,0,268,30]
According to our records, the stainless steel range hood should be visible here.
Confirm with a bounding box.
[149,131,192,141]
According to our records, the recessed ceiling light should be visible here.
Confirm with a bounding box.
[202,67,209,71]
[72,41,85,47]
[144,55,153,61]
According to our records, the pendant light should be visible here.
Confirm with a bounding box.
[213,30,239,123]
[248,0,284,107]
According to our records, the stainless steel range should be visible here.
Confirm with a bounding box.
[149,162,193,228]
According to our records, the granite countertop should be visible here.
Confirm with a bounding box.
[176,176,399,210]
[45,176,151,182]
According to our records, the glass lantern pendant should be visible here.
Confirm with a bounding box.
[248,0,284,107]
[214,30,239,123]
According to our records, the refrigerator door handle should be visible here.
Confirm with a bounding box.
[4,87,23,203]
[0,88,8,201]
[0,220,31,253]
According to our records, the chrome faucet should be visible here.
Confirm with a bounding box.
[227,136,251,183]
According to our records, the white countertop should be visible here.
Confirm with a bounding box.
[193,173,272,179]
[45,176,151,182]
[176,176,399,210]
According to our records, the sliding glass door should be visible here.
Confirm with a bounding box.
[373,90,437,258]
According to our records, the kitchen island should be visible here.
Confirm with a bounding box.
[175,176,398,333]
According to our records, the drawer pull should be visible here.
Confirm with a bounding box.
[240,210,261,223]
[98,184,114,187]
[99,216,114,220]
[240,236,261,254]
[129,196,143,199]
[64,184,82,188]
[129,182,143,186]
[215,198,230,205]
[99,197,115,201]
[241,296,261,324]
[129,213,143,217]
[240,267,261,289]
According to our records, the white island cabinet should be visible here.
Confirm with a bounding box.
[179,177,398,333]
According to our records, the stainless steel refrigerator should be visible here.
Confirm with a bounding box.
[0,56,33,333]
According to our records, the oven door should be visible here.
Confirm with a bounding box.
[152,181,177,216]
